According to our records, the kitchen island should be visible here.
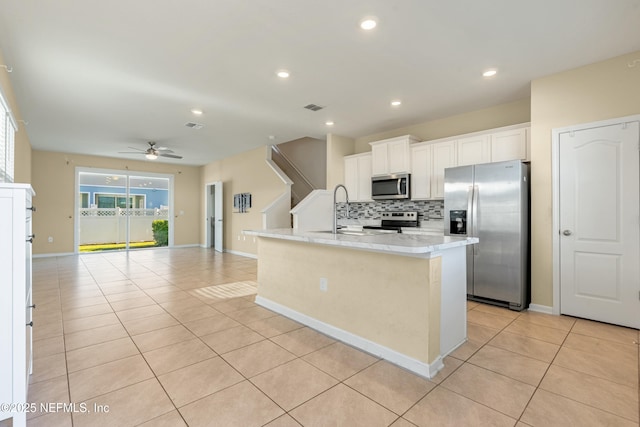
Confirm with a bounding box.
[242,228,478,378]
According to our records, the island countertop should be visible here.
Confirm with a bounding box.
[243,228,477,257]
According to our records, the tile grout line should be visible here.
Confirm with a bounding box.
[33,251,639,426]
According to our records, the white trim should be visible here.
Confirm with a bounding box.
[265,145,294,185]
[224,249,257,259]
[551,114,640,316]
[204,181,224,252]
[255,296,444,379]
[0,84,18,131]
[527,304,553,315]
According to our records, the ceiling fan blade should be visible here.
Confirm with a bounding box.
[127,147,145,151]
[119,151,146,154]
[157,148,174,153]
[159,153,183,159]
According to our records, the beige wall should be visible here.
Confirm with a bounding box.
[353,98,531,153]
[0,49,32,184]
[529,50,640,307]
[325,133,355,189]
[31,150,201,254]
[257,238,441,363]
[277,137,326,189]
[201,146,287,255]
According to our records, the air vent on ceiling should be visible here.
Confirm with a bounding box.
[303,104,324,111]
[185,122,204,129]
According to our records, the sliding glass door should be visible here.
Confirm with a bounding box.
[77,169,172,252]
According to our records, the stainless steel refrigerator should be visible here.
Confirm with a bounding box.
[444,160,530,311]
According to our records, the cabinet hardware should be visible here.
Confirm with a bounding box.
[26,237,34,243]
[29,304,36,309]
[29,234,35,239]
[27,206,36,212]
[26,321,33,327]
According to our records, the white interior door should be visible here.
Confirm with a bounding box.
[213,181,223,252]
[559,121,640,328]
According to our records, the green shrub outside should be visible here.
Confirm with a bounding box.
[152,220,169,246]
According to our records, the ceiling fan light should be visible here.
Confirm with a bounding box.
[145,153,158,160]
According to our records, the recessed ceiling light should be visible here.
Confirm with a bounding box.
[191,109,203,115]
[483,69,497,77]
[325,121,334,126]
[276,70,290,78]
[360,18,377,30]
[391,100,402,107]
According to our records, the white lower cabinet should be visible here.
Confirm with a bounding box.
[344,152,372,202]
[0,184,35,427]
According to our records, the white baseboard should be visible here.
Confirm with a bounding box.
[527,304,553,314]
[255,296,443,379]
[224,249,257,259]
[171,244,200,248]
[33,252,75,258]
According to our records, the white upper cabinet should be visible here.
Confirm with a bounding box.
[410,144,431,199]
[369,135,419,176]
[430,141,457,199]
[490,127,528,162]
[457,134,491,166]
[458,126,529,165]
[345,124,529,201]
[344,152,372,202]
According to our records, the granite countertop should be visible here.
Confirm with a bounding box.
[243,228,477,257]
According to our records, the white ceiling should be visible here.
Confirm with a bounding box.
[1,0,639,166]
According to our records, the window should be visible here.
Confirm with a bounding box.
[0,88,16,183]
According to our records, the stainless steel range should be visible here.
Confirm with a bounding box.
[363,211,419,233]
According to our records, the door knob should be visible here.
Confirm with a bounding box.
[562,230,572,236]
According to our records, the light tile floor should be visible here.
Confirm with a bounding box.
[8,247,639,426]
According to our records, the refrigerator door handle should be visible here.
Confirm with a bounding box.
[467,184,474,231]
[472,185,479,255]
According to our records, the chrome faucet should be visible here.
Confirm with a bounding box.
[333,184,350,234]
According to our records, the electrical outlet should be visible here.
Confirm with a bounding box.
[319,278,328,292]
[48,236,53,243]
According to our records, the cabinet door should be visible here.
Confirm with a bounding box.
[0,195,12,406]
[370,143,388,176]
[491,128,527,162]
[431,141,457,199]
[343,157,358,203]
[357,154,372,201]
[387,140,410,173]
[457,134,490,166]
[411,145,431,199]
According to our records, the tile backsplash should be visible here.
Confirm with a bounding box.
[337,199,444,224]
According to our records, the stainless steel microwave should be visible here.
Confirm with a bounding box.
[371,173,410,200]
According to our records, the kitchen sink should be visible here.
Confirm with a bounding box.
[312,229,398,236]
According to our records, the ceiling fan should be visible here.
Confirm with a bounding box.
[120,141,183,160]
